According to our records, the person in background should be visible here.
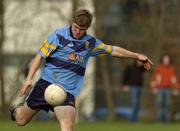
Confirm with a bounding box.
[150,54,179,122]
[122,60,145,122]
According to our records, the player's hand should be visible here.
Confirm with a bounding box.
[18,80,32,97]
[152,88,158,94]
[172,89,179,96]
[137,54,153,70]
[122,85,130,92]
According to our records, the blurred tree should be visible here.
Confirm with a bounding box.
[72,0,79,13]
[0,0,82,119]
[0,0,6,119]
[95,0,115,120]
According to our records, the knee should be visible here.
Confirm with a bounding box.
[16,116,28,126]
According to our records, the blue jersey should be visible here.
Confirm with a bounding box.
[38,26,112,96]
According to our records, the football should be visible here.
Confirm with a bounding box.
[44,84,67,106]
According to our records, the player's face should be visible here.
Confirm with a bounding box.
[71,23,88,39]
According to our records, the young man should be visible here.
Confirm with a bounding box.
[10,9,153,131]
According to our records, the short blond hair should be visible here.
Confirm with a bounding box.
[72,9,92,28]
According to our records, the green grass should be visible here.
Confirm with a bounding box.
[0,120,180,131]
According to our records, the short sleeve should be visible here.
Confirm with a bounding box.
[90,39,112,57]
[38,30,59,58]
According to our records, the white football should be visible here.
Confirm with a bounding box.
[44,84,67,106]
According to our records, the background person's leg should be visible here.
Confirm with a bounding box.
[156,89,164,122]
[130,86,141,122]
[54,106,76,131]
[163,89,172,122]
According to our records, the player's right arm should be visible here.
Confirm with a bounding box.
[19,30,59,97]
[19,54,42,97]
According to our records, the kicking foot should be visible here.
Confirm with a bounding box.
[9,106,16,121]
[9,103,23,121]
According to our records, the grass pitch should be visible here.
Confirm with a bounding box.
[0,120,180,131]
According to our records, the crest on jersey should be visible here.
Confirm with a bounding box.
[68,52,76,61]
[85,41,90,49]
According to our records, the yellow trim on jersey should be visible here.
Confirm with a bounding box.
[99,47,110,56]
[40,45,50,57]
[43,40,56,50]
[106,45,111,53]
[92,43,105,52]
[97,45,112,56]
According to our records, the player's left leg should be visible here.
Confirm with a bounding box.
[53,92,76,131]
[54,105,76,131]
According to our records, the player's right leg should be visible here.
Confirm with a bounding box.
[10,79,52,126]
[10,104,38,126]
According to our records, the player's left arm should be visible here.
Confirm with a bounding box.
[111,46,153,70]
